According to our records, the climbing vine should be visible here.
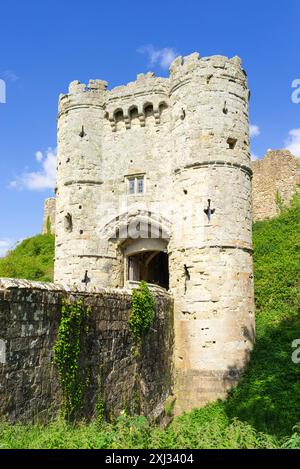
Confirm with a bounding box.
[53,298,91,420]
[128,281,155,346]
[96,391,106,426]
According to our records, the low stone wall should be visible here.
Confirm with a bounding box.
[0,279,173,423]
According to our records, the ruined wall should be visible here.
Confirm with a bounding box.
[42,197,56,234]
[0,279,173,423]
[251,150,300,221]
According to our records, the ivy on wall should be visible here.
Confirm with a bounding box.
[53,298,91,420]
[128,281,155,346]
[53,284,154,420]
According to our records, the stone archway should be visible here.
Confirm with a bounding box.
[98,210,171,289]
[123,238,169,290]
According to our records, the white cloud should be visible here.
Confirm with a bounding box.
[35,150,43,162]
[137,45,178,70]
[10,147,57,191]
[285,128,300,157]
[0,239,14,257]
[0,69,19,83]
[250,124,260,137]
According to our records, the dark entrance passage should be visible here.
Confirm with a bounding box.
[128,251,169,289]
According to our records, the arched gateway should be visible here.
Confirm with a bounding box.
[101,210,171,290]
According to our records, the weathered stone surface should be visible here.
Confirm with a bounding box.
[0,279,173,424]
[43,148,300,230]
[251,149,300,221]
[42,197,56,234]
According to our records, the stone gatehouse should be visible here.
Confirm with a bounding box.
[54,52,255,413]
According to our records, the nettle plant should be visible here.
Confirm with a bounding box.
[128,281,155,351]
[53,298,91,420]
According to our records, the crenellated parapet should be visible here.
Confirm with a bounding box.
[105,72,169,131]
[169,53,247,88]
[58,73,169,131]
[58,53,248,137]
[58,79,108,117]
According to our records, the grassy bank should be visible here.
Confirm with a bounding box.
[0,233,54,282]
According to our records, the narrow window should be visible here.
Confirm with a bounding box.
[129,106,139,120]
[129,177,135,194]
[144,104,154,117]
[114,110,124,123]
[159,102,168,114]
[137,176,144,194]
[227,137,237,149]
[127,175,145,195]
[64,213,73,233]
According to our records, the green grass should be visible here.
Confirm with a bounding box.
[0,195,299,448]
[224,193,300,438]
[0,412,280,449]
[0,233,55,282]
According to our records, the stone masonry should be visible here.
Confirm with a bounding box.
[44,149,300,231]
[54,52,255,414]
[0,278,173,423]
[42,197,56,234]
[251,149,300,221]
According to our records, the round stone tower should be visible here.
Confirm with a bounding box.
[55,79,108,286]
[168,53,254,412]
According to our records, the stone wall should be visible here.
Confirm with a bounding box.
[0,279,173,423]
[251,150,300,221]
[42,197,56,234]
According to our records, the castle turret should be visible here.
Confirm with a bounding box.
[168,53,254,412]
[54,79,108,286]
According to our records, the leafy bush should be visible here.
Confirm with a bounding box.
[281,425,300,449]
[0,233,54,281]
[128,281,154,344]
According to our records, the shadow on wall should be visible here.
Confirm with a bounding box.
[222,322,256,387]
[223,313,300,437]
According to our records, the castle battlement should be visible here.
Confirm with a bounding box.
[58,53,248,133]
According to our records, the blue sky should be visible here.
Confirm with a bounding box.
[0,0,299,254]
